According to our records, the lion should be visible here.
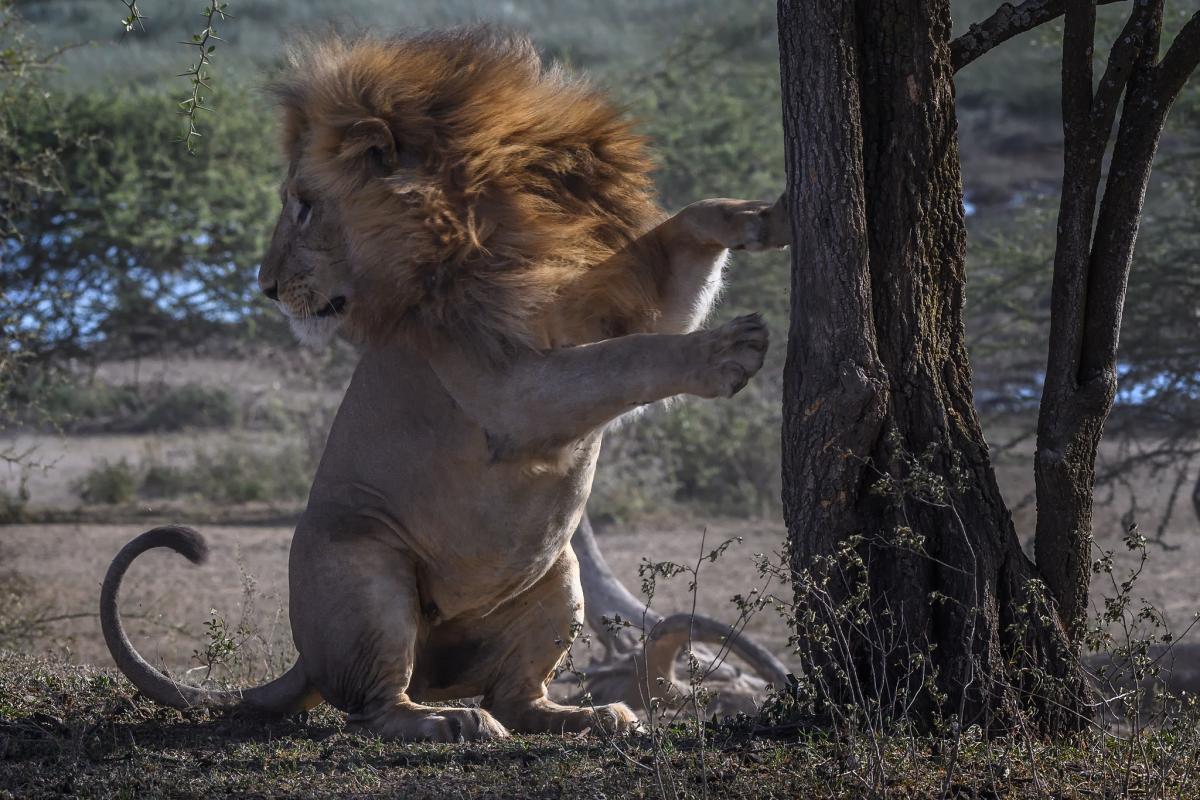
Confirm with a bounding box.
[101,28,790,741]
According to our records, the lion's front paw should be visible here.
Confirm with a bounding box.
[488,698,640,737]
[689,314,769,399]
[684,196,791,252]
[351,705,510,743]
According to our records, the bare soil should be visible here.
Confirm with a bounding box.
[2,502,1198,680]
[0,519,794,677]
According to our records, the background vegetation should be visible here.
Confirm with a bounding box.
[3,1,1195,525]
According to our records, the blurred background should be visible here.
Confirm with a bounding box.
[0,1,1197,676]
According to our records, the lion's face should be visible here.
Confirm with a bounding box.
[258,173,353,347]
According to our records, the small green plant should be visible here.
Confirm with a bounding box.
[1084,522,1200,729]
[188,607,252,686]
[74,458,138,504]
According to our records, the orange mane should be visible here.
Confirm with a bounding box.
[271,28,667,359]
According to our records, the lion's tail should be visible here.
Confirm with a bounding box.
[100,525,317,714]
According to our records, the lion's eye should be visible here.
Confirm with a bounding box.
[295,199,313,226]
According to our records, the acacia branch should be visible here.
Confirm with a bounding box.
[1090,0,1157,138]
[951,0,1126,72]
[1079,2,1165,379]
[1032,0,1186,635]
[120,1,147,33]
[1040,0,1103,392]
[1154,11,1200,103]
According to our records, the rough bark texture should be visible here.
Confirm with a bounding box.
[778,1,887,570]
[779,0,1088,731]
[1035,2,1200,636]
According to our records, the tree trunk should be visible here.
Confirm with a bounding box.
[778,0,1088,731]
[1034,2,1200,637]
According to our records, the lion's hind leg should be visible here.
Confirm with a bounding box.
[468,548,638,736]
[290,515,508,742]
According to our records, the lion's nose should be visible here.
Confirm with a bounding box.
[262,283,279,301]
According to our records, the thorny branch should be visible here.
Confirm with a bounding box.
[177,1,230,153]
[119,1,146,33]
[116,1,231,152]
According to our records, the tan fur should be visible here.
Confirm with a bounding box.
[103,29,790,742]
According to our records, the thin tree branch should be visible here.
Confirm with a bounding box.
[120,1,147,33]
[1090,0,1158,139]
[951,0,1126,72]
[1031,0,1114,629]
[1063,1,1098,133]
[1040,0,1102,396]
[1154,10,1200,104]
[1078,2,1165,381]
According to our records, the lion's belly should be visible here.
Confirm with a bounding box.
[406,444,598,619]
[307,351,601,621]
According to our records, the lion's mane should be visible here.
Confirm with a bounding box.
[271,28,666,359]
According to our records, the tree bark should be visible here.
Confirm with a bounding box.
[779,0,1088,731]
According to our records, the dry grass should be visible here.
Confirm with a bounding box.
[2,650,1198,799]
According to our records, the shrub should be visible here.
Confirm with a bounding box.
[184,447,311,504]
[33,377,238,433]
[597,381,782,520]
[0,478,30,524]
[589,421,680,523]
[78,446,313,506]
[139,384,237,431]
[139,462,192,499]
[138,446,312,505]
[39,380,142,428]
[4,84,290,358]
[655,389,781,517]
[75,459,138,505]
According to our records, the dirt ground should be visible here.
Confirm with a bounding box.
[3,500,1198,681]
[0,519,795,679]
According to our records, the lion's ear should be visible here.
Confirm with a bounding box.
[340,118,398,177]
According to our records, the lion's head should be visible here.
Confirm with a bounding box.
[259,28,664,358]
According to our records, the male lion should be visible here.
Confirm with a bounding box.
[101,28,789,741]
